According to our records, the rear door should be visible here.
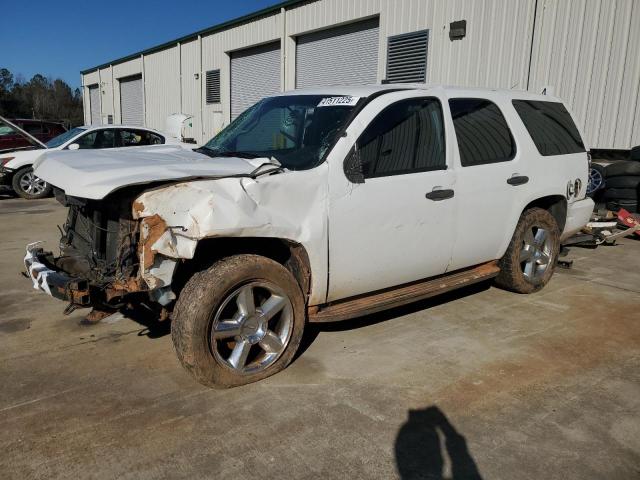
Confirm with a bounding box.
[447,97,524,270]
[328,91,456,301]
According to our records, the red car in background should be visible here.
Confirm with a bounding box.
[0,119,66,152]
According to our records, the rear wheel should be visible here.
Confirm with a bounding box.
[12,167,52,199]
[171,254,305,388]
[496,208,560,293]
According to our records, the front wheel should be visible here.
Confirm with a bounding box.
[12,167,52,199]
[171,255,306,388]
[495,208,560,293]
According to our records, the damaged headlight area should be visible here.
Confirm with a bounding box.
[25,187,153,311]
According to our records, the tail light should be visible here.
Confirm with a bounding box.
[0,157,15,166]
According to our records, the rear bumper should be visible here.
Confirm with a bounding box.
[24,242,91,305]
[561,198,595,241]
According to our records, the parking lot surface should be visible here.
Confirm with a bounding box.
[1,196,639,479]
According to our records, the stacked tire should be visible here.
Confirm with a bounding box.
[603,161,640,213]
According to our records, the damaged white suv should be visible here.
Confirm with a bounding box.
[24,85,593,387]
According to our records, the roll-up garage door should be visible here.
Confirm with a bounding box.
[231,42,281,120]
[89,85,101,125]
[120,75,144,126]
[296,18,379,88]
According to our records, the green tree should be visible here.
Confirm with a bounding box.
[0,68,83,126]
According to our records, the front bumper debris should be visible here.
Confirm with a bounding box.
[24,242,91,305]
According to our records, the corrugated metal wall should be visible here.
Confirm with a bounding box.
[529,0,640,149]
[81,0,640,149]
[143,47,181,131]
[180,40,201,141]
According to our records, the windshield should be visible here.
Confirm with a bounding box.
[202,94,360,170]
[46,127,86,148]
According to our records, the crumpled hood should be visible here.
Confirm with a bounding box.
[33,145,263,199]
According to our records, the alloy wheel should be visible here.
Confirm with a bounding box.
[210,282,293,374]
[19,171,47,196]
[519,226,552,282]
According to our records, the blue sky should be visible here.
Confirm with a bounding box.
[1,0,282,90]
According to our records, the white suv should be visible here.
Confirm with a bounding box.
[24,85,593,387]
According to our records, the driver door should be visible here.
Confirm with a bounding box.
[327,92,457,302]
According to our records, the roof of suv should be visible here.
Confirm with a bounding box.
[277,84,562,103]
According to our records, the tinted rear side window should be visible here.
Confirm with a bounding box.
[449,98,515,167]
[512,100,585,156]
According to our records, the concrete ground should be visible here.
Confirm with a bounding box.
[1,196,639,480]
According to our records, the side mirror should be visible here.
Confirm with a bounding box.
[68,143,80,151]
[343,146,365,184]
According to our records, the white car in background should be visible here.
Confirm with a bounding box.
[0,117,186,199]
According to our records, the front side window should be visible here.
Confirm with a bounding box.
[357,97,446,178]
[75,129,116,149]
[512,100,585,156]
[47,127,86,148]
[119,129,164,147]
[202,95,358,170]
[449,98,516,167]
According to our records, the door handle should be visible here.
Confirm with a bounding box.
[507,175,529,186]
[425,188,454,201]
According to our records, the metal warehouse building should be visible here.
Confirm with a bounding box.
[81,0,640,151]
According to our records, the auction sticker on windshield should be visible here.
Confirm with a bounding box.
[317,96,360,107]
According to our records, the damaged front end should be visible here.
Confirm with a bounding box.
[24,187,159,313]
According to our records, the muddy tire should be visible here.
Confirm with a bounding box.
[11,167,52,199]
[495,208,560,294]
[171,254,306,388]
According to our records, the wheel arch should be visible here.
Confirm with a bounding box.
[172,236,312,302]
[523,195,568,232]
[497,194,567,260]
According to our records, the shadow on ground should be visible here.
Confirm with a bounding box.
[117,280,492,358]
[395,406,483,480]
[295,280,492,359]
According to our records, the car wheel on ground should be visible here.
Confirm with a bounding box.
[11,166,52,199]
[171,254,305,388]
[495,208,560,294]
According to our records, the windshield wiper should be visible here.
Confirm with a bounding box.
[194,147,262,159]
[193,146,217,157]
[215,151,262,159]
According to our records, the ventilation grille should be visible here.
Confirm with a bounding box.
[206,69,221,104]
[386,30,429,83]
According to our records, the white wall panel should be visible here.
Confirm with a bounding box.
[180,40,201,141]
[98,67,113,121]
[81,0,639,150]
[529,0,640,149]
[380,0,536,90]
[144,47,180,131]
